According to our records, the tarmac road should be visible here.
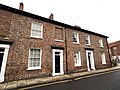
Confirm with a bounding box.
[25,69,120,90]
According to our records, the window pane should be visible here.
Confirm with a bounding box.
[74,52,79,65]
[73,33,78,43]
[34,49,40,58]
[31,22,43,38]
[29,58,33,67]
[101,53,106,64]
[30,49,34,58]
[99,39,103,47]
[32,29,41,37]
[28,49,41,68]
[74,51,81,66]
[85,35,90,44]
[33,58,36,67]
[36,58,40,66]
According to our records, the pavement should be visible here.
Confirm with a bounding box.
[0,64,120,90]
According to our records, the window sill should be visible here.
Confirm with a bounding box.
[86,44,91,46]
[27,67,42,70]
[75,65,82,67]
[30,36,43,39]
[55,39,64,42]
[102,63,106,65]
[73,42,79,44]
[99,46,104,48]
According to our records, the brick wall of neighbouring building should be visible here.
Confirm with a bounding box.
[109,40,120,61]
[0,3,111,83]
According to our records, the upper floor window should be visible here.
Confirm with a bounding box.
[101,53,106,64]
[31,22,43,38]
[73,32,79,44]
[85,35,91,45]
[74,51,82,66]
[99,39,103,47]
[28,49,42,70]
[55,27,64,42]
[113,47,118,55]
[113,47,117,51]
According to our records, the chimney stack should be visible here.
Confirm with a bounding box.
[19,2,24,11]
[49,13,54,20]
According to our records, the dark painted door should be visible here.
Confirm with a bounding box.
[55,52,60,73]
[0,48,4,72]
[88,52,92,70]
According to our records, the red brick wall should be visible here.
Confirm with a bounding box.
[0,9,111,82]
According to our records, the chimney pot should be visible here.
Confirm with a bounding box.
[74,25,81,29]
[49,13,54,20]
[19,2,24,11]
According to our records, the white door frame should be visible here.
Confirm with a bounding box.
[52,49,64,76]
[0,44,10,83]
[86,50,95,71]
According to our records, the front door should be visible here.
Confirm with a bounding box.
[55,52,60,73]
[86,50,95,71]
[52,49,64,76]
[0,44,10,83]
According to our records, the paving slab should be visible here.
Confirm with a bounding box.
[26,79,35,86]
[17,80,26,88]
[34,78,46,84]
[0,83,7,90]
[0,65,120,90]
[5,81,17,90]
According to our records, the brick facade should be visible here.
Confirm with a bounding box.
[109,40,120,61]
[0,4,111,82]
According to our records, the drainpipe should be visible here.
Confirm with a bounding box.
[65,27,68,73]
[106,38,112,67]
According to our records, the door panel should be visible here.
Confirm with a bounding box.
[88,52,92,70]
[55,55,60,73]
[86,50,95,71]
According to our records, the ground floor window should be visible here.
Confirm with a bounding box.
[101,53,106,64]
[0,44,10,83]
[74,51,82,66]
[28,48,42,70]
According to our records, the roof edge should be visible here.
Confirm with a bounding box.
[0,3,108,38]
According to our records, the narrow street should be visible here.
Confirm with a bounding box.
[24,69,120,90]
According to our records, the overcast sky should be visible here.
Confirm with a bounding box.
[0,0,120,43]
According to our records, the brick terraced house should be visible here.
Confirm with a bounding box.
[0,3,111,83]
[109,40,120,62]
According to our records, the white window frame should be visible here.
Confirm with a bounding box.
[85,35,91,45]
[74,51,82,66]
[0,44,10,83]
[30,22,43,39]
[27,48,42,70]
[99,39,103,47]
[101,53,106,64]
[73,32,79,44]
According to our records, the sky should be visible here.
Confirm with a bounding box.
[0,0,120,43]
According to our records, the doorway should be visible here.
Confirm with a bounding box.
[86,50,95,71]
[52,49,64,76]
